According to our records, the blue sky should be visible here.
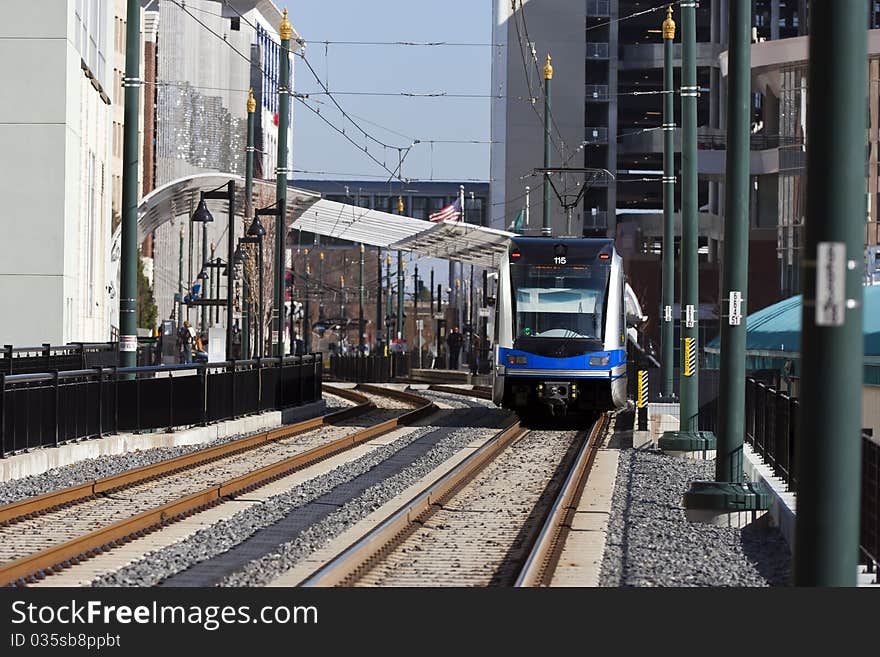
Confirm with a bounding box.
[288,1,493,184]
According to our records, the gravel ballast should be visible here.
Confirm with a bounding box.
[92,397,505,587]
[599,448,791,587]
[0,394,356,505]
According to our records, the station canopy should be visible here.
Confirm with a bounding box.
[125,173,514,269]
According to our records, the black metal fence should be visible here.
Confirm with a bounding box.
[744,377,880,566]
[0,355,322,457]
[328,354,410,383]
[0,341,159,375]
[745,378,799,491]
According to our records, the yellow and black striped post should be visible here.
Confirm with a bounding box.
[683,337,696,377]
[637,370,648,430]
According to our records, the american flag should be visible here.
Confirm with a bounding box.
[428,197,462,223]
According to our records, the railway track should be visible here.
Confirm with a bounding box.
[300,412,610,587]
[0,384,435,586]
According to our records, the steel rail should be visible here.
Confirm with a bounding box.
[515,413,610,587]
[0,385,436,586]
[299,418,525,587]
[0,386,370,526]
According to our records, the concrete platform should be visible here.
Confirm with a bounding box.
[408,369,492,386]
[0,399,326,483]
[548,411,624,587]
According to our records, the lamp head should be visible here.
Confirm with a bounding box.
[247,215,266,237]
[191,197,214,223]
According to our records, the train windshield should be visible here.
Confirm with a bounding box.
[511,263,610,339]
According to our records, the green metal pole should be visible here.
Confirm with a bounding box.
[414,263,420,367]
[795,0,866,586]
[275,10,292,358]
[659,1,714,455]
[386,255,392,351]
[682,0,766,519]
[359,244,365,354]
[716,0,751,483]
[397,252,404,342]
[661,7,676,400]
[177,227,184,332]
[319,251,325,324]
[542,54,553,237]
[243,89,256,359]
[679,1,699,432]
[119,0,141,371]
[201,224,208,334]
[304,254,311,353]
[376,249,382,353]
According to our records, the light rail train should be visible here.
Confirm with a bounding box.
[492,237,643,418]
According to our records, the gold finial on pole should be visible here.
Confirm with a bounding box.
[280,8,292,40]
[662,5,676,40]
[543,53,553,80]
[247,88,256,113]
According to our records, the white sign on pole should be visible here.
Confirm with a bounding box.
[120,335,137,352]
[433,313,444,320]
[728,291,743,326]
[417,320,423,330]
[685,304,696,328]
[663,305,672,322]
[815,242,846,327]
[478,307,490,317]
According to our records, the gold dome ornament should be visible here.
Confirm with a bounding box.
[280,8,292,41]
[662,5,676,40]
[247,88,256,113]
[543,54,553,80]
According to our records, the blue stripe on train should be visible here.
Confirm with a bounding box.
[498,347,626,371]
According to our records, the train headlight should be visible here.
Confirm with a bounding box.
[589,355,610,366]
[506,354,527,365]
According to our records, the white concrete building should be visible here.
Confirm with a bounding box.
[0,1,115,346]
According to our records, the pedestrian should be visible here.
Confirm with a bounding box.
[446,327,463,370]
[470,332,481,375]
[177,320,194,364]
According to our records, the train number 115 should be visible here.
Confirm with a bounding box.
[554,256,567,264]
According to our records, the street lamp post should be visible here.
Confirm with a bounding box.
[196,182,236,359]
[682,1,768,524]
[661,6,676,400]
[659,0,716,455]
[243,88,256,359]
[385,254,392,352]
[274,9,293,359]
[177,226,184,331]
[542,54,553,237]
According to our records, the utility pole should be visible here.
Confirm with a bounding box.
[481,268,488,371]
[795,1,866,586]
[430,268,435,366]
[119,0,142,370]
[542,54,553,237]
[436,283,443,368]
[243,88,256,358]
[274,9,292,358]
[659,0,715,455]
[358,244,365,354]
[683,0,767,523]
[661,6,676,400]
[525,185,530,231]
